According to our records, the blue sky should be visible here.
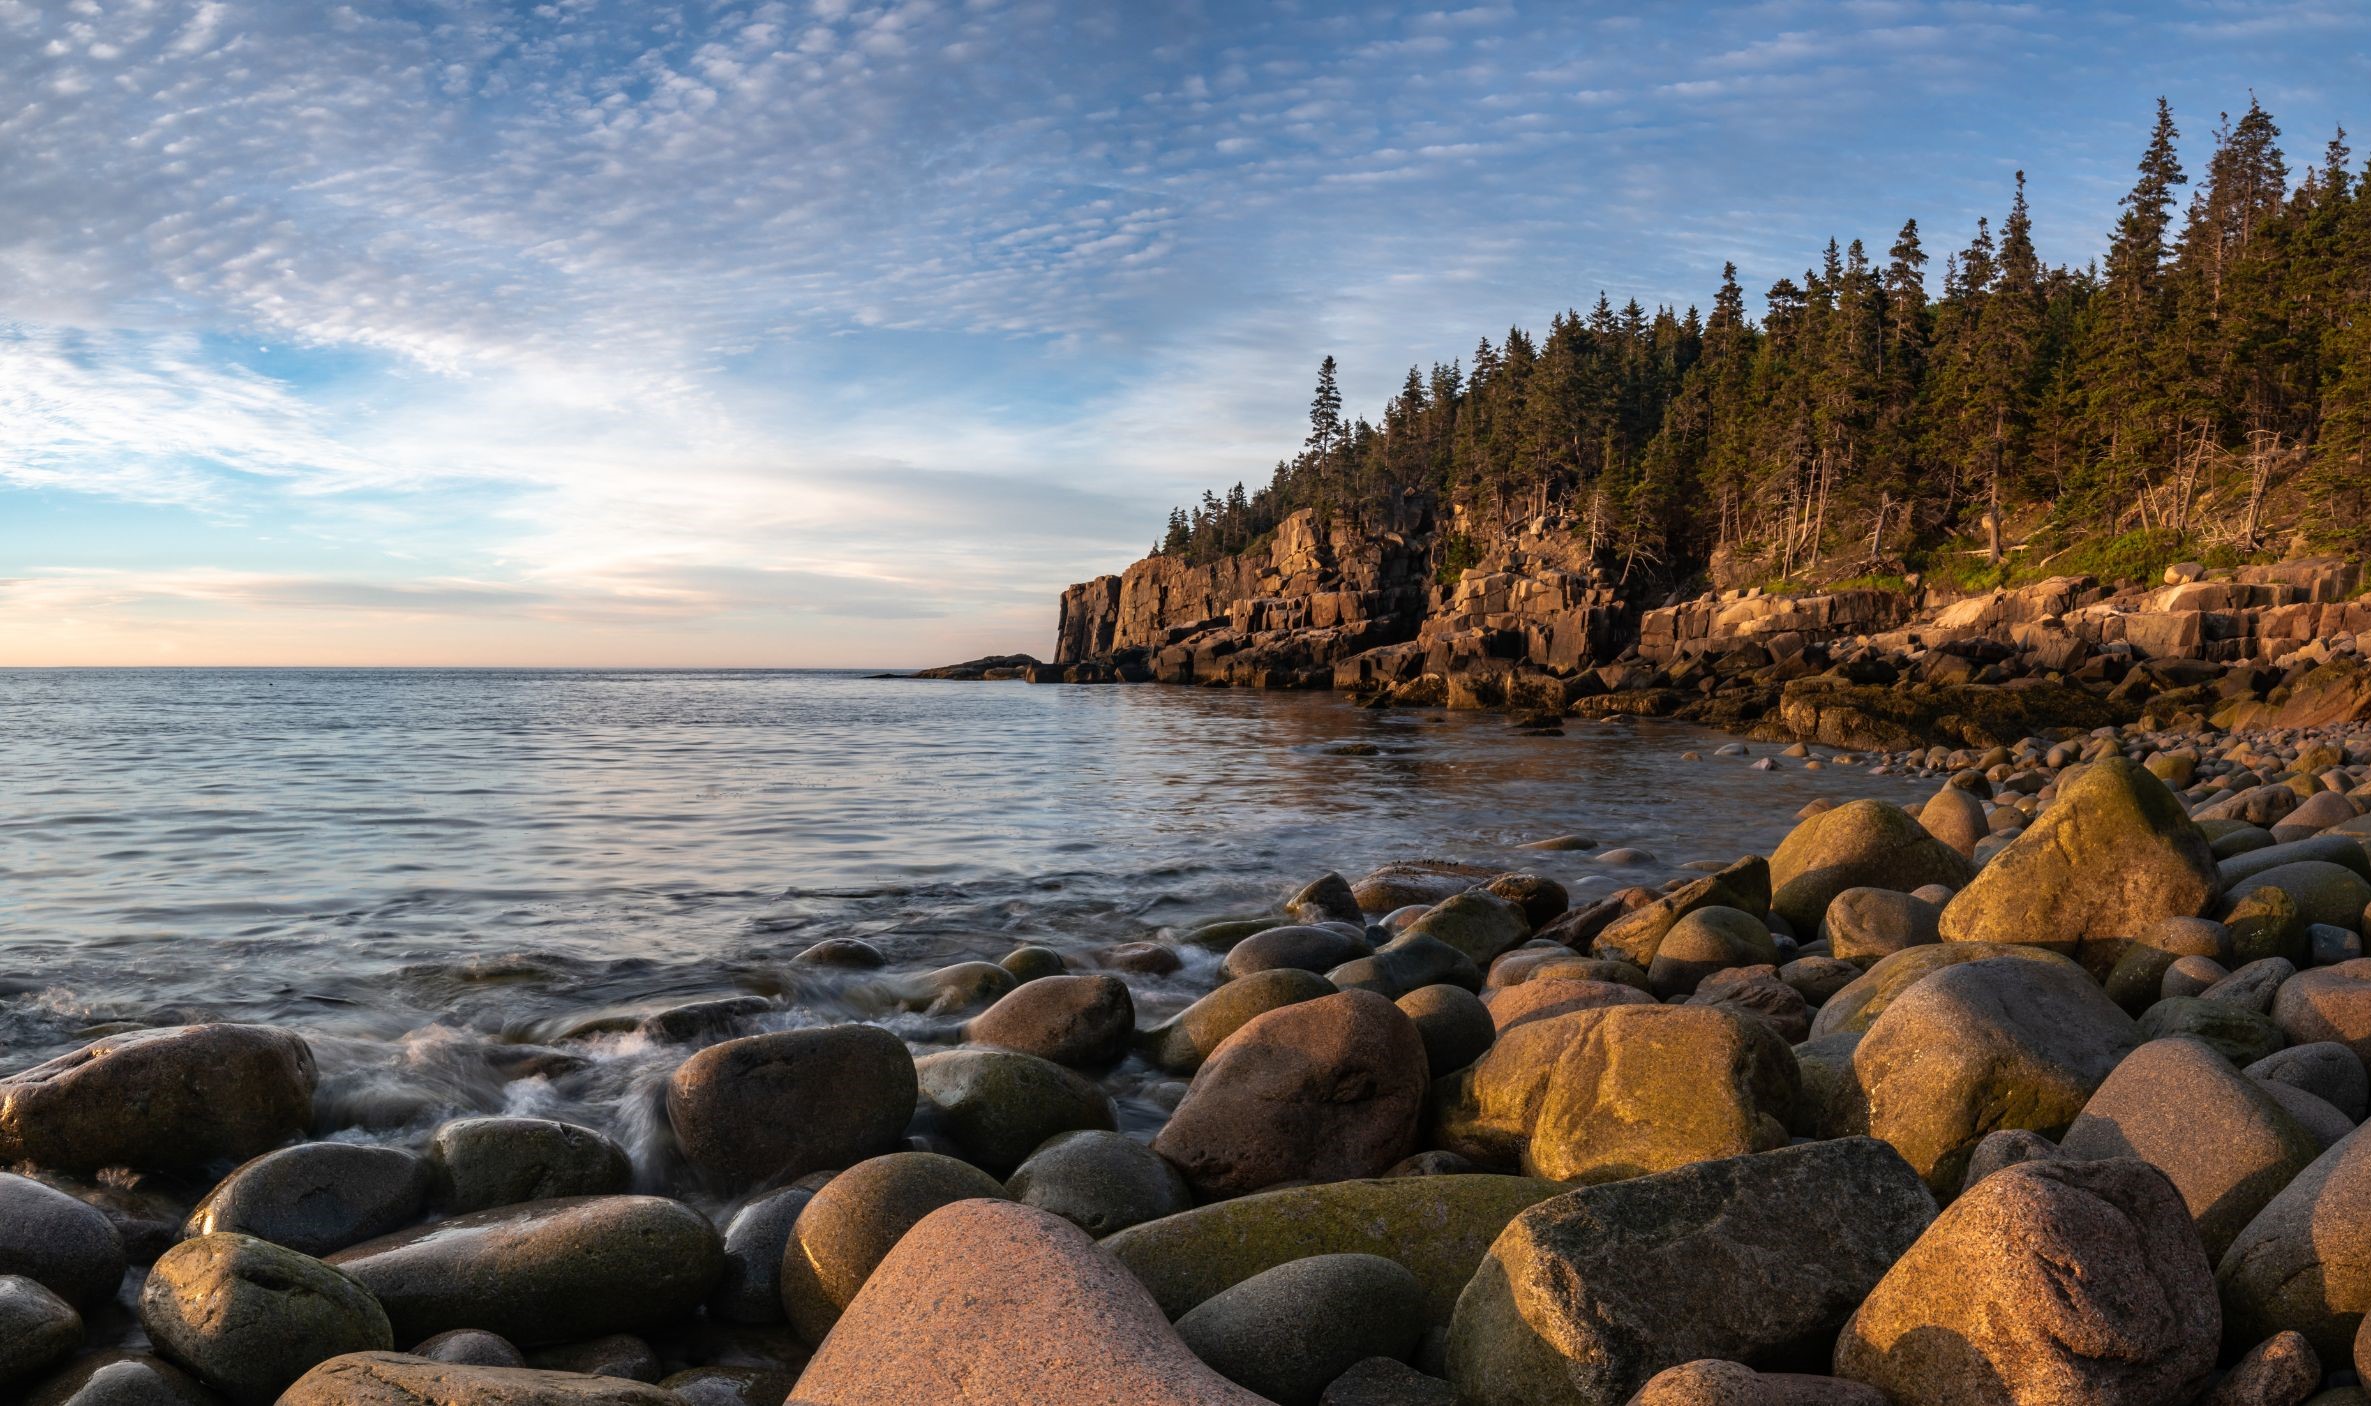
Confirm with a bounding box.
[1,0,2364,665]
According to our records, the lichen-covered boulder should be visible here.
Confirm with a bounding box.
[1101,1174,1563,1328]
[0,1025,316,1173]
[1847,953,2137,1193]
[1447,1138,1935,1406]
[1939,757,2219,957]
[1809,941,2076,1039]
[1834,1158,2218,1406]
[1769,801,1971,935]
[1428,1004,1796,1184]
[1153,990,1427,1200]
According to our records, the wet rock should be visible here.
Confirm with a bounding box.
[2059,1035,2321,1258]
[1177,1254,1426,1406]
[1646,907,1778,999]
[2221,1126,2371,1358]
[1006,1130,1191,1237]
[999,945,1069,983]
[1768,800,1971,935]
[2249,1042,2371,1119]
[429,1117,631,1213]
[2138,996,2286,1066]
[779,1150,1008,1344]
[280,1353,679,1405]
[525,1335,660,1382]
[787,1200,1268,1406]
[139,1232,392,1405]
[1349,862,1502,915]
[1845,953,2137,1193]
[1288,873,1367,927]
[662,1365,804,1406]
[0,1025,316,1174]
[1940,756,2219,957]
[1686,966,1811,1045]
[666,1025,916,1188]
[2202,1331,2320,1406]
[1223,925,1373,980]
[1139,969,1336,1075]
[1447,1138,1936,1406]
[0,1171,128,1309]
[1399,892,1533,967]
[1834,1157,2217,1406]
[0,1276,82,1391]
[412,1329,526,1367]
[183,1143,430,1259]
[793,938,886,968]
[637,996,773,1045]
[1484,873,1570,929]
[966,974,1135,1067]
[1625,1361,1889,1405]
[879,960,1014,1014]
[1098,941,1184,975]
[1102,1174,1563,1327]
[912,1047,1116,1175]
[1819,887,1942,967]
[1153,990,1427,1200]
[1396,984,1496,1076]
[1429,1004,1796,1183]
[2226,885,2311,968]
[327,1195,724,1348]
[22,1352,221,1406]
[710,1186,812,1325]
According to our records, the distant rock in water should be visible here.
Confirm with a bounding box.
[907,654,1042,680]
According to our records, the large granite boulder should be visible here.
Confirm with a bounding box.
[789,1200,1270,1405]
[1153,990,1427,1200]
[1808,941,2069,1039]
[779,1151,1008,1344]
[2220,1126,2371,1358]
[280,1352,679,1404]
[1448,1138,1935,1406]
[2059,1036,2321,1259]
[1101,1174,1563,1328]
[0,1025,315,1173]
[183,1143,431,1258]
[327,1195,723,1347]
[1429,1004,1796,1183]
[0,1171,126,1309]
[667,1025,914,1189]
[140,1232,392,1405]
[1768,801,1971,935]
[1844,953,2137,1193]
[1834,1158,2218,1406]
[1939,757,2219,957]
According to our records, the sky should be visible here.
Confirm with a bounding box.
[1,0,2365,667]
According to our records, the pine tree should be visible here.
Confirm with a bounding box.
[1306,356,1345,460]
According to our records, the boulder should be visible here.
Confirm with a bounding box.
[20,1352,220,1406]
[663,1366,803,1405]
[1920,784,1990,860]
[1483,977,1655,1033]
[788,1200,1269,1405]
[2274,962,2371,1069]
[1833,1158,2218,1406]
[139,1232,393,1405]
[1447,1138,1936,1406]
[0,1171,127,1309]
[1807,940,2067,1039]
[778,1151,1008,1344]
[2204,957,2299,1013]
[1429,1004,1796,1183]
[2202,1331,2321,1406]
[1329,935,1483,999]
[1846,954,2137,1193]
[2059,1036,2322,1258]
[1940,757,2219,956]
[1176,1254,1426,1406]
[327,1196,724,1347]
[2138,997,2286,1066]
[1397,985,1496,1076]
[1005,1130,1191,1237]
[1321,1358,1458,1405]
[1819,888,1942,968]
[1101,1174,1563,1328]
[428,1117,631,1213]
[1961,1128,2066,1189]
[1223,926,1372,980]
[523,1336,658,1381]
[1594,862,1771,970]
[0,1025,316,1173]
[279,1353,679,1405]
[2221,1126,2371,1358]
[2249,1043,2371,1119]
[0,1276,82,1392]
[666,1026,915,1188]
[2226,885,2312,967]
[1154,990,1427,1199]
[1400,892,1532,966]
[2238,863,2371,934]
[1288,873,1366,927]
[1686,967,1811,1046]
[1646,908,1779,999]
[1139,969,1336,1074]
[184,1143,431,1258]
[710,1186,811,1325]
[1768,801,1971,935]
[913,1048,1117,1175]
[966,973,1136,1067]
[414,1329,527,1367]
[1625,1361,1890,1405]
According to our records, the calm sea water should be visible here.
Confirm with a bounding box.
[0,669,1929,1171]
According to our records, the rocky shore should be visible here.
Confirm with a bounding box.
[11,707,2371,1403]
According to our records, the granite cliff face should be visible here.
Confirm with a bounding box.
[1046,519,2371,739]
